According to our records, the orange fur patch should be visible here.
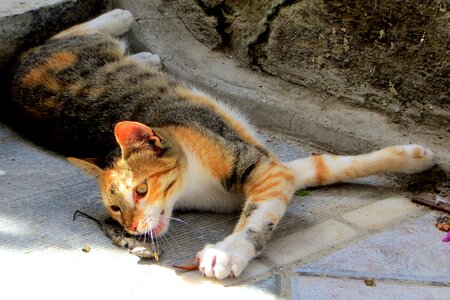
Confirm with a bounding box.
[248,181,281,195]
[175,87,262,147]
[22,51,77,92]
[313,155,328,185]
[168,126,232,178]
[251,191,289,204]
[412,147,424,158]
[43,96,60,108]
[51,25,97,39]
[259,170,295,185]
[235,218,248,232]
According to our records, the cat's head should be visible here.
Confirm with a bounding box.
[69,121,185,236]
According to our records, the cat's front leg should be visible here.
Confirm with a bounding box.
[197,161,295,279]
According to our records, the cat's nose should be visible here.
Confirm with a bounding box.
[128,221,138,232]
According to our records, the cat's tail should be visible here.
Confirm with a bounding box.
[284,145,435,190]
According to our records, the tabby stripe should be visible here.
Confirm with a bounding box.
[240,162,257,184]
[148,165,178,179]
[248,180,281,195]
[162,179,177,198]
[258,170,295,185]
[251,191,289,203]
[313,155,328,185]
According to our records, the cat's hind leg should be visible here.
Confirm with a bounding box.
[52,9,133,39]
[286,144,435,188]
[128,52,161,67]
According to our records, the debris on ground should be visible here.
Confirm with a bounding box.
[436,215,450,232]
[364,278,375,286]
[295,189,310,197]
[73,210,162,261]
[173,259,200,272]
[436,215,450,243]
[411,193,450,213]
[82,245,91,253]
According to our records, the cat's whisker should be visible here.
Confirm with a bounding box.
[164,230,181,254]
[164,216,188,225]
[150,230,156,250]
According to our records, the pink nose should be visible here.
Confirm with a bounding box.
[129,221,138,232]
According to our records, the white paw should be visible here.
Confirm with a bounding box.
[196,235,254,280]
[129,52,161,66]
[393,145,435,174]
[89,9,133,36]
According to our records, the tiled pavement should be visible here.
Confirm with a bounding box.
[0,122,449,299]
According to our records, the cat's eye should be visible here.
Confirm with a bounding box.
[110,205,121,213]
[135,180,148,196]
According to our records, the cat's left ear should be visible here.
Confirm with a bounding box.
[67,157,103,178]
[114,121,165,158]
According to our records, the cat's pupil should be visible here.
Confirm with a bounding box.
[110,205,121,212]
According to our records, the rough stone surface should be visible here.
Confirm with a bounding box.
[292,276,450,300]
[298,212,450,285]
[171,0,221,48]
[168,0,450,130]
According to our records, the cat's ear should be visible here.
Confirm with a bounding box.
[114,121,164,158]
[67,157,103,178]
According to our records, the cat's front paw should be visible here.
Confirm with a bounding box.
[196,234,255,279]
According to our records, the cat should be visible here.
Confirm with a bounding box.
[10,9,435,280]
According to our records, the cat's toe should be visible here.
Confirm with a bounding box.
[393,145,435,174]
[129,52,161,66]
[197,243,249,279]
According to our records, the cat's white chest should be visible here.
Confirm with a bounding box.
[175,152,244,212]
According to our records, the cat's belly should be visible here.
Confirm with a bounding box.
[175,187,245,213]
[175,152,245,213]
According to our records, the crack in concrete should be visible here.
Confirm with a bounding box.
[247,0,297,68]
[135,17,178,21]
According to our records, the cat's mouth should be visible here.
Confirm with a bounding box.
[140,212,167,237]
[148,216,165,236]
[128,211,168,236]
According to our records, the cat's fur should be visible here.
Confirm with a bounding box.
[10,9,435,279]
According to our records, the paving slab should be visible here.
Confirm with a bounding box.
[298,212,450,285]
[292,276,449,300]
[264,220,359,266]
[341,195,423,229]
[246,274,282,300]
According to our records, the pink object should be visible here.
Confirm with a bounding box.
[443,231,450,243]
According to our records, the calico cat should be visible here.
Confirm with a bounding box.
[10,9,435,279]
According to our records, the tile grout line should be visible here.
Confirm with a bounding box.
[295,269,450,287]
